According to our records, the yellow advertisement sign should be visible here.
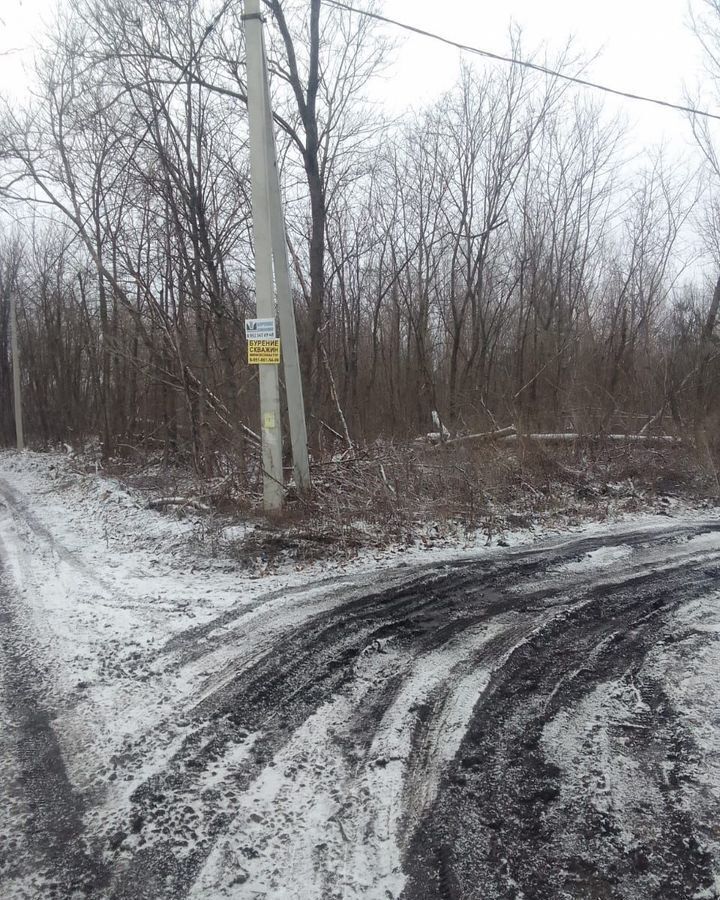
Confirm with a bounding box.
[248,338,281,365]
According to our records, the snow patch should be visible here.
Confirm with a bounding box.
[557,543,634,573]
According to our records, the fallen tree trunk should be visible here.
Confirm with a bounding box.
[447,426,517,445]
[500,433,681,444]
[420,427,680,447]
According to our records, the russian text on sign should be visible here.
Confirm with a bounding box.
[248,338,281,364]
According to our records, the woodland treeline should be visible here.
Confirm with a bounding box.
[1,0,720,478]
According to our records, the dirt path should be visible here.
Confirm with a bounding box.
[0,468,719,899]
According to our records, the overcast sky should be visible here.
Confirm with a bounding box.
[378,0,710,153]
[0,0,714,154]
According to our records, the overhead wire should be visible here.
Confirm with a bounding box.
[320,0,720,122]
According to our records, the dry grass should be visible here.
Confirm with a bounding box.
[94,437,715,567]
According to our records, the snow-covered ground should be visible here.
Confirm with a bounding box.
[0,452,698,790]
[1,449,719,899]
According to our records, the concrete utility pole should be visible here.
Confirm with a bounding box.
[245,0,312,508]
[245,0,284,511]
[260,32,311,494]
[10,292,24,451]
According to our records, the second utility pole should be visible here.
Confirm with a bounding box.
[10,292,24,451]
[260,29,311,495]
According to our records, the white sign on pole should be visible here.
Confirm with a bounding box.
[245,317,276,340]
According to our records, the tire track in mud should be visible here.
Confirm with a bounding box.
[402,556,720,900]
[147,518,715,674]
[103,521,720,899]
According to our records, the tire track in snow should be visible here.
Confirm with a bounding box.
[0,548,110,899]
[0,479,114,593]
[403,549,720,900]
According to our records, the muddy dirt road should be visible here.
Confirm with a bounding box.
[1,464,719,899]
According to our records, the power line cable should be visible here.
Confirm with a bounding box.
[320,0,720,122]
